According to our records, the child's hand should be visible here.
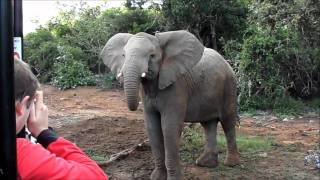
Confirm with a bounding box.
[27,91,49,137]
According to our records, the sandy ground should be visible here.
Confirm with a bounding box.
[43,85,320,180]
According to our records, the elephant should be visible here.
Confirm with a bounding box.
[100,30,240,180]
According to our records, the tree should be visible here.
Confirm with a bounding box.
[24,5,165,87]
[161,0,247,50]
[24,29,59,82]
[226,0,320,110]
[125,0,148,9]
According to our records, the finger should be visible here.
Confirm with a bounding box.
[36,91,43,103]
[14,55,19,61]
[41,105,48,112]
[20,96,30,106]
[35,91,44,111]
[28,102,36,122]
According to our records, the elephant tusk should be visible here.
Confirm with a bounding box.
[141,73,146,78]
[117,72,122,79]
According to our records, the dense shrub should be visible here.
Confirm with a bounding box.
[162,0,248,50]
[24,1,319,114]
[224,0,320,111]
[24,29,59,82]
[51,44,95,89]
[95,73,121,89]
[24,5,165,88]
[52,60,95,90]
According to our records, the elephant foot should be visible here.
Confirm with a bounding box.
[167,171,182,180]
[167,176,182,180]
[224,151,240,167]
[196,150,219,168]
[167,168,183,180]
[151,168,167,180]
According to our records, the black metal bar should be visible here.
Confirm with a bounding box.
[0,0,17,179]
[13,0,25,138]
[13,0,23,59]
[13,0,23,37]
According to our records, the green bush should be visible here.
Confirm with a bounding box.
[237,24,317,112]
[25,5,165,87]
[237,25,296,109]
[162,0,248,50]
[273,96,306,116]
[223,0,319,113]
[50,7,165,74]
[24,0,319,113]
[52,45,95,89]
[95,73,121,89]
[52,60,95,90]
[51,45,95,89]
[24,29,59,82]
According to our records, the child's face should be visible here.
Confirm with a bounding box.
[15,96,33,134]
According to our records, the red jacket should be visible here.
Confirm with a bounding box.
[17,137,108,180]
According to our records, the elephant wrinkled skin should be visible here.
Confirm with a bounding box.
[101,30,240,180]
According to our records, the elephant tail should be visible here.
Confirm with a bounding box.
[236,114,241,128]
[222,74,239,127]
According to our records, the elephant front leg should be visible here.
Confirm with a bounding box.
[144,111,167,180]
[161,114,184,180]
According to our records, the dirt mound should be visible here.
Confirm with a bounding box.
[57,116,152,179]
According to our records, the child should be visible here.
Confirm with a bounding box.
[14,59,108,179]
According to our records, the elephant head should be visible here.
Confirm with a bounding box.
[100,30,204,111]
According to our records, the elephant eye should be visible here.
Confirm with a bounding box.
[150,54,155,59]
[122,54,125,58]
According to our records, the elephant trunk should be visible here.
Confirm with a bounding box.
[123,64,140,111]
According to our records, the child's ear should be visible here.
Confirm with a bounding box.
[16,96,30,116]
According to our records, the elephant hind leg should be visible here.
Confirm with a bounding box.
[196,120,219,168]
[220,114,240,166]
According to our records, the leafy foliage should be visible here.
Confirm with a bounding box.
[24,29,59,82]
[24,4,164,89]
[224,0,320,111]
[51,45,95,90]
[161,0,248,50]
[95,73,121,89]
[24,0,319,113]
[52,60,95,90]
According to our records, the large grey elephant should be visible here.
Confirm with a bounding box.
[100,30,240,180]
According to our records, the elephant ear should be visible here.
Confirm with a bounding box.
[155,30,204,90]
[100,33,133,74]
